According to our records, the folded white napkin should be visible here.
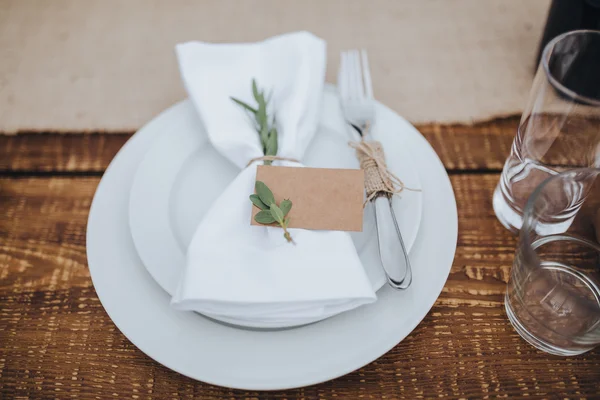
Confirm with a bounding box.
[170,32,376,325]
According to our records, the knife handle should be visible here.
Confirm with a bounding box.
[373,195,412,288]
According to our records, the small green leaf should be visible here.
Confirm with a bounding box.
[280,199,292,217]
[283,217,290,228]
[255,181,275,206]
[270,203,285,224]
[259,124,269,146]
[266,127,278,156]
[230,97,257,114]
[255,210,276,224]
[256,101,267,130]
[249,194,268,210]
[252,79,260,102]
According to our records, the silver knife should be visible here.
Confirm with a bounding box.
[373,193,412,289]
[351,123,412,290]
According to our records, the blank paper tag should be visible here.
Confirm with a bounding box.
[251,165,364,232]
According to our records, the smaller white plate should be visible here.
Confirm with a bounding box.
[129,87,423,328]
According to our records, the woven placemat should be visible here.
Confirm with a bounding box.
[0,0,549,133]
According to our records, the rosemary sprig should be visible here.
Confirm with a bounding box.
[234,80,293,243]
[231,79,277,165]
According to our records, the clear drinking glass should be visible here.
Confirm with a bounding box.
[505,168,600,356]
[493,30,600,233]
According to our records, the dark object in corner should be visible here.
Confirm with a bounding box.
[536,0,600,67]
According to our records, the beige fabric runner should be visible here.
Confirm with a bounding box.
[0,0,549,134]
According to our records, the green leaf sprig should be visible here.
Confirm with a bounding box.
[250,181,294,244]
[231,79,278,165]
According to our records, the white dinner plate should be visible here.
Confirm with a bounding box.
[86,87,458,390]
[128,86,423,328]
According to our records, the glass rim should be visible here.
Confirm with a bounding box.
[520,167,600,254]
[542,29,600,107]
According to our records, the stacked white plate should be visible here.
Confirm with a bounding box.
[87,85,458,389]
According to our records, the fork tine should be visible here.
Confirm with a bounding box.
[339,51,347,98]
[345,50,355,100]
[338,51,347,99]
[351,50,363,100]
[345,50,356,100]
[361,50,373,99]
[341,50,353,100]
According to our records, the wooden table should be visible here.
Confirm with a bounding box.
[1,119,599,399]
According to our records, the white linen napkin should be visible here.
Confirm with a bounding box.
[170,32,376,324]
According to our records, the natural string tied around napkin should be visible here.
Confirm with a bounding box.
[350,139,415,204]
[246,155,300,167]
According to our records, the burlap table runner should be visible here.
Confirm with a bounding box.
[0,0,550,133]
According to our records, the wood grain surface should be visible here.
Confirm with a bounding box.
[0,117,518,174]
[2,121,600,399]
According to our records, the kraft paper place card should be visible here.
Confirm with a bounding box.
[251,165,364,232]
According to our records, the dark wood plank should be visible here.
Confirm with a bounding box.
[420,117,517,171]
[0,118,518,173]
[0,133,130,174]
[2,174,599,399]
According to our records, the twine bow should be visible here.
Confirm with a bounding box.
[349,140,416,204]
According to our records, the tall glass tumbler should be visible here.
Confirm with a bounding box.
[505,169,600,356]
[493,30,600,233]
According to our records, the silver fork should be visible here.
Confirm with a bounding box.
[338,49,412,290]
